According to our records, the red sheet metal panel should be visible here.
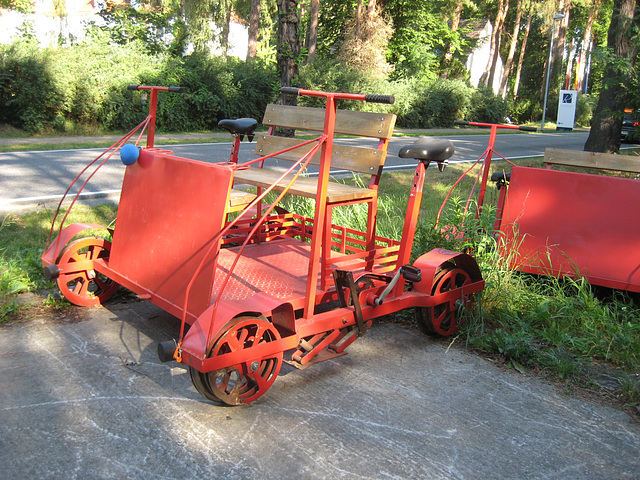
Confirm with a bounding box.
[497,166,640,293]
[109,150,233,315]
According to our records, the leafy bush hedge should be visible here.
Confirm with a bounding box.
[575,93,596,126]
[511,96,542,124]
[0,36,278,133]
[396,78,472,128]
[394,79,511,127]
[0,41,59,132]
[467,87,511,124]
[0,35,569,133]
[297,58,396,112]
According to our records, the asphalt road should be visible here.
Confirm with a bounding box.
[1,298,638,479]
[0,131,593,211]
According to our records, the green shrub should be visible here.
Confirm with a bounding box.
[545,92,560,123]
[149,55,277,131]
[0,35,278,133]
[396,78,473,128]
[511,96,541,124]
[467,87,511,123]
[298,58,393,112]
[575,93,595,126]
[0,36,556,134]
[0,41,61,133]
[0,36,162,132]
[510,92,592,126]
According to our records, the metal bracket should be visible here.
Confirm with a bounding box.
[332,269,367,337]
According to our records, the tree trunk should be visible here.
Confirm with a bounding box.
[513,1,534,98]
[584,0,639,152]
[355,0,363,38]
[247,0,261,60]
[480,0,508,92]
[498,0,523,97]
[276,0,300,132]
[306,0,319,63]
[576,0,600,92]
[451,0,463,33]
[551,0,572,89]
[564,39,575,90]
[221,3,231,58]
[487,0,508,91]
[442,0,463,77]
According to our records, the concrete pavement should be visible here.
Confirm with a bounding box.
[1,296,638,479]
[1,127,637,479]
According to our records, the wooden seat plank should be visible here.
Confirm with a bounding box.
[544,148,640,174]
[229,188,256,208]
[233,169,376,203]
[255,135,386,173]
[230,102,395,207]
[262,104,396,139]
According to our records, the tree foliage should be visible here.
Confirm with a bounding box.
[335,2,394,77]
[0,0,32,12]
[584,0,640,152]
[0,35,277,133]
[2,0,640,146]
[91,1,182,55]
[383,0,456,81]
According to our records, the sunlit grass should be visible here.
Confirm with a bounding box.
[0,204,117,319]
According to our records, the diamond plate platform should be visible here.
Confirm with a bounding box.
[214,238,313,302]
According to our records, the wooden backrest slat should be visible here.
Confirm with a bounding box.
[255,135,386,173]
[544,148,640,174]
[261,104,396,139]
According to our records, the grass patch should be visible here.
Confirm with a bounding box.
[0,204,117,321]
[0,123,31,139]
[416,164,640,407]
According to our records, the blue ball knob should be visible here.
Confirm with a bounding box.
[120,143,140,165]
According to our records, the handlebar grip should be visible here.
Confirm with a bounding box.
[128,84,140,91]
[454,120,469,126]
[168,86,184,93]
[365,94,395,104]
[519,126,537,132]
[281,87,300,96]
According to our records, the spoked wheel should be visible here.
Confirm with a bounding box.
[189,368,224,406]
[57,237,119,306]
[189,315,283,406]
[416,263,472,336]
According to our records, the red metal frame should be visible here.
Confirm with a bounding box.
[42,86,486,405]
[439,120,536,225]
[459,121,640,294]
